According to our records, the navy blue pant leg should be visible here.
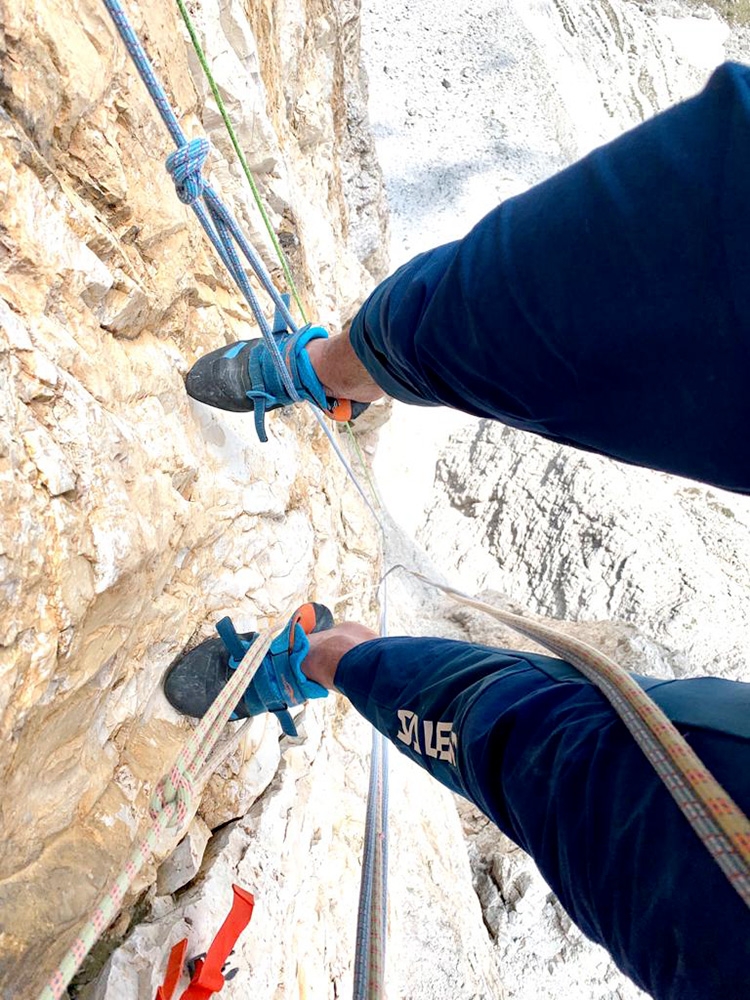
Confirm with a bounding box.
[335,637,750,1000]
[349,62,750,492]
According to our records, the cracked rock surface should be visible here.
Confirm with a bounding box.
[0,0,391,994]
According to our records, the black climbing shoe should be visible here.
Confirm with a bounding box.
[185,326,369,442]
[163,603,334,737]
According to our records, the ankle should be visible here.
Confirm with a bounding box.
[306,335,385,404]
[303,623,379,689]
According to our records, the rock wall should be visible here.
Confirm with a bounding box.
[426,422,750,683]
[0,0,394,995]
[7,0,750,997]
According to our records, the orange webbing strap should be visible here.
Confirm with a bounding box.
[155,939,188,1000]
[155,885,255,1000]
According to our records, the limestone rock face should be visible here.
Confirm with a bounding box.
[0,0,391,994]
[156,816,212,897]
[424,421,750,683]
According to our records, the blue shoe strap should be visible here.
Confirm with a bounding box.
[231,615,328,733]
[250,662,287,713]
[216,616,252,667]
[258,621,327,704]
[249,327,330,416]
[274,708,299,737]
[247,350,273,442]
[284,327,329,411]
[279,624,328,701]
[247,652,299,737]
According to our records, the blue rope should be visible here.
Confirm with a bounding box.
[103,0,298,392]
[102,0,390,522]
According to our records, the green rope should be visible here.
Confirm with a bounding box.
[175,0,382,510]
[175,0,308,321]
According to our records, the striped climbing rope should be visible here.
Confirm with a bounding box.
[399,567,750,911]
[39,624,278,1000]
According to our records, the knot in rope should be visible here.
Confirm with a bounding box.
[165,137,210,204]
[149,764,194,828]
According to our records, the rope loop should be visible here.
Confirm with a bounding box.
[149,764,194,828]
[246,389,275,405]
[165,137,210,204]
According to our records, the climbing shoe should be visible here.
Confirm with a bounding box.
[163,603,334,737]
[185,325,369,442]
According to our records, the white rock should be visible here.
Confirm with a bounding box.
[22,425,77,495]
[156,816,213,896]
[0,0,387,995]
[199,717,281,830]
[0,299,34,349]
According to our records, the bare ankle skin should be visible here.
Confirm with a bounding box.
[304,623,379,690]
[307,334,385,403]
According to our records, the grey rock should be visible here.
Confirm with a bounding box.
[156,817,212,896]
[0,0,388,994]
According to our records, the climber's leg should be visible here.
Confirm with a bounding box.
[186,64,750,479]
[332,63,750,492]
[310,627,750,1000]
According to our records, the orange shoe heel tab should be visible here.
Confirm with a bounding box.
[329,398,352,422]
[296,604,318,635]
